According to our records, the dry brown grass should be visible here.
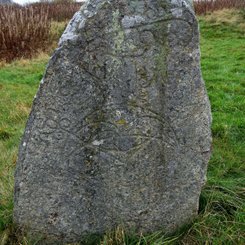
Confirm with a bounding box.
[16,102,31,116]
[201,9,245,30]
[0,5,51,62]
[204,8,243,23]
[100,226,127,245]
[194,0,245,15]
[0,3,81,63]
[30,2,81,22]
[0,51,50,69]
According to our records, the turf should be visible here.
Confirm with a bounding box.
[0,11,244,244]
[187,14,245,244]
[0,56,48,236]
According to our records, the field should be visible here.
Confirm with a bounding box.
[0,6,245,245]
[194,0,245,15]
[0,2,81,62]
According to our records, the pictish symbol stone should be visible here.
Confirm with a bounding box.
[14,0,212,243]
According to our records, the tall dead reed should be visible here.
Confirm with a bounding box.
[0,2,81,62]
[30,2,81,22]
[0,5,51,62]
[194,0,245,15]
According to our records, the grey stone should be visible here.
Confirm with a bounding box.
[14,0,212,243]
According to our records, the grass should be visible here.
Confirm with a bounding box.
[0,3,79,62]
[0,54,49,241]
[194,0,245,15]
[0,9,245,245]
[0,5,51,62]
[181,10,245,244]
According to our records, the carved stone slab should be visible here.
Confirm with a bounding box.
[14,0,212,243]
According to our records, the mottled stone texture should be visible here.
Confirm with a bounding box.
[14,0,212,243]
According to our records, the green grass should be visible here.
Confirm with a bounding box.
[0,56,48,240]
[188,15,245,244]
[0,11,244,244]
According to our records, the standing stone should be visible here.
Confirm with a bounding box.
[14,0,212,243]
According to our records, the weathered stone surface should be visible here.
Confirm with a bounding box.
[14,0,212,243]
